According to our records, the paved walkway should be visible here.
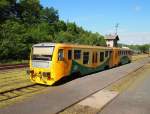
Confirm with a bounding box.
[0,58,150,114]
[99,64,150,114]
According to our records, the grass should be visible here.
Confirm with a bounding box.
[60,105,99,114]
[132,54,149,61]
[0,60,28,65]
[0,68,32,93]
[107,64,150,93]
[0,68,47,109]
[0,85,46,109]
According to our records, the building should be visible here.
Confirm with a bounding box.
[105,34,119,47]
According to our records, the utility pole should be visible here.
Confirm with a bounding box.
[115,23,119,34]
[148,44,150,57]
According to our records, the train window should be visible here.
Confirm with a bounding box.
[105,51,108,57]
[92,53,94,63]
[109,51,112,56]
[100,52,104,62]
[58,49,64,61]
[68,50,72,60]
[74,50,81,59]
[32,55,52,61]
[123,51,125,55]
[95,52,98,63]
[92,52,98,63]
[83,52,89,64]
[118,51,120,56]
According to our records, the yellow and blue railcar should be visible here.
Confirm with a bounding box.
[28,43,132,85]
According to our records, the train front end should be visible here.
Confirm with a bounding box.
[27,43,56,85]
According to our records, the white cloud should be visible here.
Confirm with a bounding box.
[118,32,150,45]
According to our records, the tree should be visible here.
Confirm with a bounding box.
[18,0,41,24]
[0,0,106,62]
[41,7,59,23]
[0,0,17,22]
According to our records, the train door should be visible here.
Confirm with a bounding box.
[92,51,98,67]
[112,49,117,67]
[111,49,119,67]
[115,49,120,66]
[63,48,72,76]
[109,50,113,68]
[57,48,65,79]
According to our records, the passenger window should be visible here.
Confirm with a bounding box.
[74,50,81,59]
[58,49,64,61]
[109,51,112,56]
[92,53,94,63]
[83,52,89,64]
[105,51,108,57]
[93,52,98,63]
[95,52,98,63]
[100,52,104,62]
[68,50,72,60]
[118,51,120,56]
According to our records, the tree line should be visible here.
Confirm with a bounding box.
[119,43,150,54]
[0,0,106,61]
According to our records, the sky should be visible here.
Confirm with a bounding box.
[40,0,150,45]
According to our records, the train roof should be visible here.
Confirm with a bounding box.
[56,43,112,50]
[33,42,111,49]
[32,43,132,51]
[33,43,56,47]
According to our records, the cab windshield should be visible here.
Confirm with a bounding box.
[32,55,52,61]
[32,46,54,61]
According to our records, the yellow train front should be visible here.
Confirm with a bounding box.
[27,43,132,85]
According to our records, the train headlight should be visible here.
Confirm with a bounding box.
[43,72,47,77]
[43,72,50,76]
[26,70,30,75]
[26,70,34,75]
[42,72,51,80]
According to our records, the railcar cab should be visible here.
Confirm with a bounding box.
[28,43,56,85]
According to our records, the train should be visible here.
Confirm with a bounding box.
[27,43,132,85]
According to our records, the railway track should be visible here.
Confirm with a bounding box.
[0,63,28,70]
[0,84,45,102]
[0,68,47,108]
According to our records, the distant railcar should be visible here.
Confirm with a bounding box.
[27,43,132,85]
